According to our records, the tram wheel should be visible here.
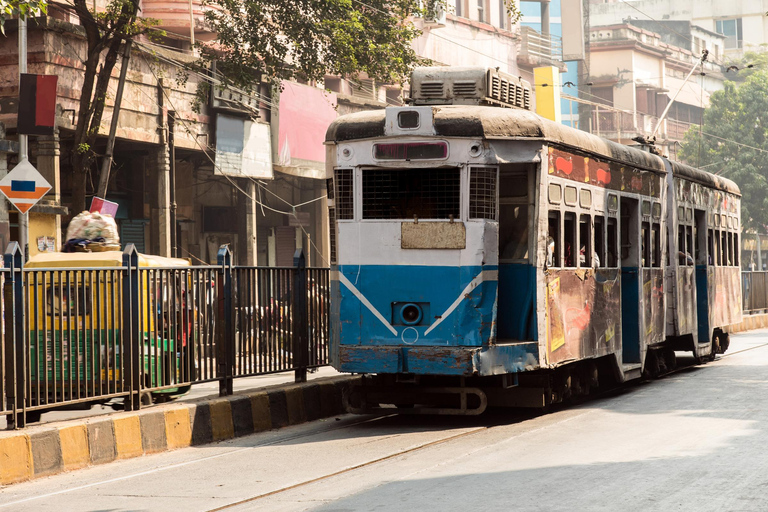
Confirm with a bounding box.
[709,332,721,362]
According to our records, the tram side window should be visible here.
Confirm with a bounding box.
[652,223,661,267]
[607,217,618,267]
[686,226,694,266]
[564,212,576,267]
[595,216,606,268]
[721,230,728,266]
[677,226,687,265]
[728,231,734,266]
[547,212,561,268]
[714,230,721,266]
[735,233,740,266]
[579,214,592,267]
[641,221,650,268]
[708,229,715,266]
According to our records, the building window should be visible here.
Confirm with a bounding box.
[477,0,485,23]
[455,0,463,17]
[716,18,742,49]
[498,0,506,29]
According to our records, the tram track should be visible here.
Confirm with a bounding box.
[206,343,768,511]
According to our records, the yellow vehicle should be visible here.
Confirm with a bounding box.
[24,250,196,413]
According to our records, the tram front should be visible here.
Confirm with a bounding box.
[325,68,539,413]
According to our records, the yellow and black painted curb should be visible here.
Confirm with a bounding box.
[0,375,358,485]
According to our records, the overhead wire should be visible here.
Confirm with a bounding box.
[139,51,331,266]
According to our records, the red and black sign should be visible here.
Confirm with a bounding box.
[18,74,58,136]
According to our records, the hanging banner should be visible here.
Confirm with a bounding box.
[18,74,58,135]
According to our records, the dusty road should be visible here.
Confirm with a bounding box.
[1,331,767,512]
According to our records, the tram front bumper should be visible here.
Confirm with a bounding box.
[337,343,539,376]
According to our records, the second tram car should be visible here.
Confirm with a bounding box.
[325,67,741,414]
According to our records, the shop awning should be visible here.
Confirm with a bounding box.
[664,76,710,108]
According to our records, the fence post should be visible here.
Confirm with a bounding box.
[122,244,141,411]
[217,245,234,396]
[293,249,308,383]
[4,243,25,428]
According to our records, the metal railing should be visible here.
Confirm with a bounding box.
[2,243,330,428]
[519,26,563,66]
[742,271,768,314]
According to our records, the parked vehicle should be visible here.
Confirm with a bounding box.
[325,66,741,415]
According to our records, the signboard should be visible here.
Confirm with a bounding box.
[214,115,273,179]
[277,81,337,170]
[0,158,52,214]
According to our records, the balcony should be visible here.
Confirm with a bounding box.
[588,107,695,143]
[518,26,566,69]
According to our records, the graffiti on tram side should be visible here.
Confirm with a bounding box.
[544,268,622,366]
[548,147,663,197]
[644,270,665,343]
[711,267,742,329]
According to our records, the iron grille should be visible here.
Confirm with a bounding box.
[329,207,337,264]
[420,81,444,97]
[470,167,497,220]
[335,168,353,220]
[362,168,460,220]
[326,178,334,201]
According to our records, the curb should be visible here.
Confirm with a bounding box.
[0,375,358,485]
[726,313,768,334]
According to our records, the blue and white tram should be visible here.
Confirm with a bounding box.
[324,67,741,414]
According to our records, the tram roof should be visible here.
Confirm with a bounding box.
[326,106,740,196]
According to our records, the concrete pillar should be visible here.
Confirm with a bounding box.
[36,132,62,251]
[541,0,551,37]
[151,145,171,256]
[244,180,258,266]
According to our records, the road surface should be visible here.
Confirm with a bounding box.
[1,330,767,511]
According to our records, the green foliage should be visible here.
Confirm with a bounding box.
[199,0,434,91]
[0,0,46,34]
[679,72,768,232]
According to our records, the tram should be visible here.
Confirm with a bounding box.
[325,67,741,414]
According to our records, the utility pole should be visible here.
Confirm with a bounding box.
[97,40,133,199]
[18,16,28,260]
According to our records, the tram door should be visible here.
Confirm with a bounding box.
[620,198,641,364]
[695,209,710,344]
[497,169,534,341]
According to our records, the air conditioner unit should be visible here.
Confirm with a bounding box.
[420,0,446,27]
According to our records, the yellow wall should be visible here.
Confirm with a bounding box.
[28,213,59,258]
[534,67,562,123]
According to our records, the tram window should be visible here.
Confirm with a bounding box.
[580,189,592,209]
[686,226,694,266]
[607,217,618,267]
[335,168,354,220]
[469,167,498,220]
[708,229,715,266]
[652,223,661,267]
[547,212,560,268]
[641,221,650,268]
[548,184,562,204]
[728,232,734,266]
[714,230,721,266]
[652,203,661,219]
[607,194,618,212]
[595,216,606,268]
[735,234,740,266]
[579,215,592,267]
[362,168,460,220]
[499,205,529,261]
[642,201,651,217]
[564,186,577,206]
[564,212,576,267]
[721,230,728,266]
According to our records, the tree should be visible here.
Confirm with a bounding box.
[678,72,768,233]
[200,0,520,90]
[53,0,158,215]
[0,0,46,33]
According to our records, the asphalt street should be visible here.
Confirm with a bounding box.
[1,330,767,511]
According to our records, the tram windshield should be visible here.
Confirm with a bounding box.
[362,168,460,220]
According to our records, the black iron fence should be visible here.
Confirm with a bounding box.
[2,243,329,428]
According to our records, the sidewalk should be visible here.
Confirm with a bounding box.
[0,367,358,486]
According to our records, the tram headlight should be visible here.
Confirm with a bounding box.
[400,303,423,326]
[469,142,483,157]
